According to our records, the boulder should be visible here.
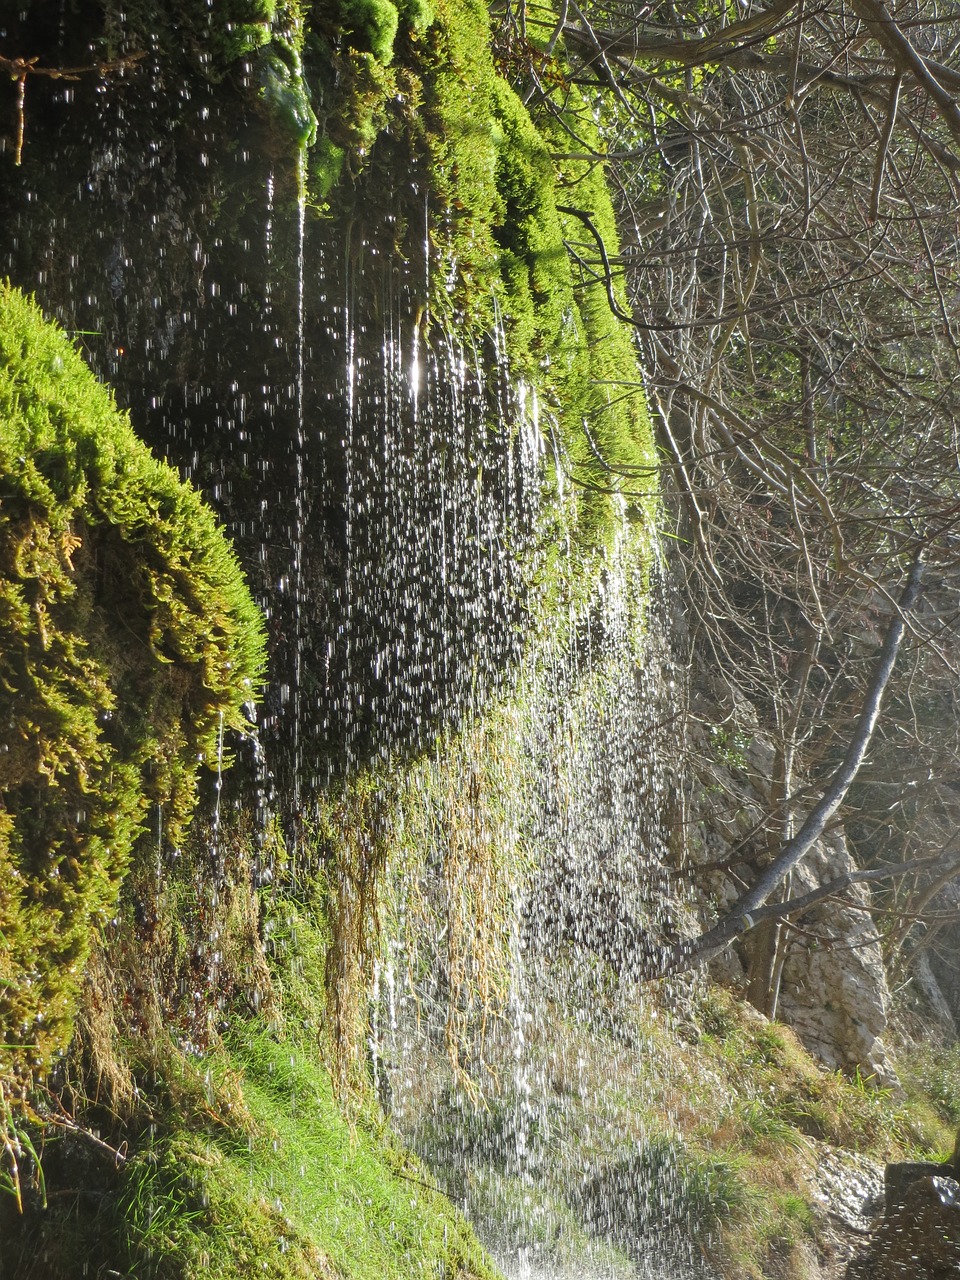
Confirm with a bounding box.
[846,1170,960,1278]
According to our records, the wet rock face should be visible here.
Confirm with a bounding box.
[0,24,535,789]
[846,1170,960,1278]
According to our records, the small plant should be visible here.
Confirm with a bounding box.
[726,1098,812,1154]
[0,1085,44,1214]
[709,725,751,770]
[696,989,740,1040]
[901,1041,960,1127]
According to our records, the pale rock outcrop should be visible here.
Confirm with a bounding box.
[776,828,896,1086]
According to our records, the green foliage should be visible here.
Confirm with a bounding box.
[710,724,751,769]
[0,284,265,1090]
[695,987,741,1040]
[566,1129,756,1273]
[488,79,570,354]
[399,0,433,34]
[310,136,346,197]
[0,814,503,1278]
[552,146,657,548]
[340,0,401,61]
[906,1041,960,1124]
[898,1039,960,1155]
[208,0,280,62]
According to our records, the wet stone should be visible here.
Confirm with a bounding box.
[845,1172,960,1279]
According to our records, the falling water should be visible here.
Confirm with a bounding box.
[371,536,718,1280]
[291,146,308,821]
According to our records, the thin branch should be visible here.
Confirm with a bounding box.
[870,72,902,222]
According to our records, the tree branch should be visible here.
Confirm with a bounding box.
[657,552,926,975]
[850,0,960,147]
[563,0,799,68]
[726,853,960,932]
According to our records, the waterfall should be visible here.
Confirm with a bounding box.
[370,542,719,1280]
[0,15,711,1278]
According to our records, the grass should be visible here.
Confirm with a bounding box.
[0,896,504,1280]
[108,1027,503,1280]
[901,1038,960,1122]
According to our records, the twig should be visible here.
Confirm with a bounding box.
[2,51,144,166]
[42,1113,128,1168]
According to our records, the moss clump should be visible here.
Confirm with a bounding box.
[549,102,658,543]
[100,0,278,73]
[339,0,401,61]
[0,284,266,1089]
[260,39,319,148]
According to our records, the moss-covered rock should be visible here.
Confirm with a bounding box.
[391,0,657,553]
[0,284,265,1089]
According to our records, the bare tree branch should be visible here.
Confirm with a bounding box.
[659,553,925,974]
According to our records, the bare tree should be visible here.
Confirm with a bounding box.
[498,0,960,1000]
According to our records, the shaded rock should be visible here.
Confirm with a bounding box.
[886,1160,959,1216]
[845,1174,960,1278]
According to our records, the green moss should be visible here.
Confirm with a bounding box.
[93,0,657,567]
[490,78,572,358]
[0,843,502,1280]
[339,0,401,61]
[555,155,657,543]
[310,136,346,196]
[399,0,433,35]
[260,40,320,148]
[402,0,656,559]
[210,0,279,62]
[101,0,278,74]
[0,284,266,1089]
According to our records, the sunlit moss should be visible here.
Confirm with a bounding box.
[404,0,657,555]
[0,284,266,1089]
[339,0,401,61]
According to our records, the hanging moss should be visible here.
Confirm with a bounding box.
[404,0,655,552]
[548,93,658,546]
[28,0,656,562]
[97,0,278,73]
[0,284,266,1089]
